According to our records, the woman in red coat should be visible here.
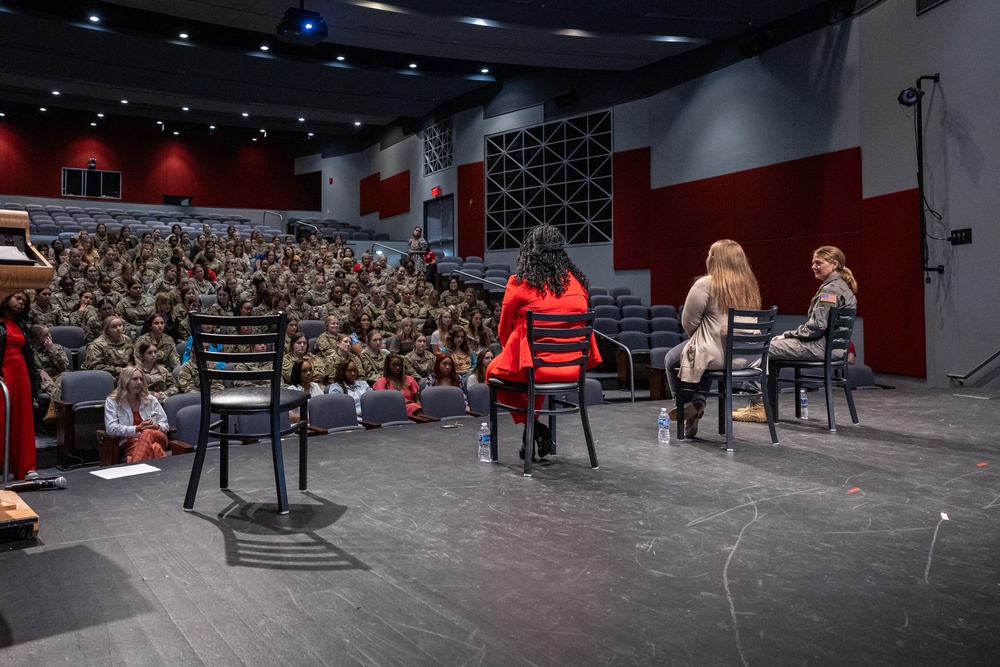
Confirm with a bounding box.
[0,292,40,480]
[486,224,601,459]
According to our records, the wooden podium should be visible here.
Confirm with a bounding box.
[0,209,54,302]
[0,490,39,543]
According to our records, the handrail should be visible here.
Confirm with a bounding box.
[370,241,406,257]
[592,330,636,402]
[947,348,1000,386]
[452,269,506,290]
[262,210,283,229]
[292,221,319,238]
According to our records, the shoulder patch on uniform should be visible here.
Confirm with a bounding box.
[819,292,838,306]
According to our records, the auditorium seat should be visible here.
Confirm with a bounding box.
[608,287,631,299]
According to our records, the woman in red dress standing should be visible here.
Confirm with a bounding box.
[0,291,40,480]
[486,224,600,460]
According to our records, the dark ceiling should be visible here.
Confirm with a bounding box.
[0,0,856,146]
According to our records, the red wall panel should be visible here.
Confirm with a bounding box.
[612,148,650,270]
[734,148,862,241]
[457,161,485,259]
[861,189,925,377]
[651,173,735,250]
[0,115,319,210]
[359,173,380,215]
[378,170,410,219]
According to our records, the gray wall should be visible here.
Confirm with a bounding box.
[301,0,999,387]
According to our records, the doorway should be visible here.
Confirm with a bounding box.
[423,194,455,258]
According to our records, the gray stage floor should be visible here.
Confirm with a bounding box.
[1,387,998,666]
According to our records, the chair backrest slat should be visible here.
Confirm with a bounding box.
[190,312,287,407]
[526,311,595,374]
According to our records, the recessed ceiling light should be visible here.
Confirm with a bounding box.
[336,55,345,61]
[89,15,100,23]
[409,62,417,69]
[52,90,60,96]
[354,121,361,126]
[97,113,104,118]
[481,68,489,74]
[209,125,216,130]
[298,117,305,122]
[260,45,270,51]
[173,131,179,136]
[307,132,314,137]
[121,100,128,104]
[260,129,266,133]
[156,120,162,124]
[182,107,190,111]
[0,113,5,118]
[252,137,258,142]
[90,122,97,127]
[241,112,249,117]
[179,32,189,39]
[39,107,47,112]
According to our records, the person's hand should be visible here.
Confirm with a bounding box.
[39,370,52,383]
[772,334,784,341]
[43,334,54,351]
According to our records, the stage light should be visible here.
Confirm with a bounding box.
[242,112,249,117]
[52,90,60,96]
[39,107,47,112]
[97,113,104,118]
[182,107,190,111]
[409,62,417,69]
[298,117,305,122]
[898,87,922,107]
[481,68,489,74]
[209,125,216,130]
[90,122,97,127]
[179,32,189,39]
[121,99,128,104]
[307,132,314,137]
[156,120,163,124]
[354,121,361,126]
[89,15,100,23]
[336,55,345,61]
[173,131,179,136]
[260,45,270,51]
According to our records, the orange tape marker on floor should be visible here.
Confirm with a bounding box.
[977,462,987,467]
[848,487,860,493]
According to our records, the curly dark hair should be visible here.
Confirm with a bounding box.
[513,224,589,297]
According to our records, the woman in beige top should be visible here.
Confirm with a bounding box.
[663,240,760,437]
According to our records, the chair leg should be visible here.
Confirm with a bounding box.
[220,416,230,489]
[723,380,734,452]
[793,369,802,419]
[761,374,779,445]
[489,386,498,461]
[824,370,837,432]
[843,375,859,424]
[522,417,535,477]
[674,386,686,441]
[718,383,727,437]
[579,400,599,469]
[182,402,213,511]
[270,412,289,514]
[768,367,780,423]
[299,403,309,491]
[548,409,557,456]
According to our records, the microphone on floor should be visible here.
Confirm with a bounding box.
[4,476,68,492]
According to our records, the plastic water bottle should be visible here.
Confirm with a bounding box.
[658,408,671,444]
[478,423,492,462]
[799,388,809,420]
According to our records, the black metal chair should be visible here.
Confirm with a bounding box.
[488,311,599,476]
[675,307,779,452]
[183,312,310,515]
[768,307,858,432]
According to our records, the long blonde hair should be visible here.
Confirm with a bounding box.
[111,365,150,406]
[704,240,761,312]
[813,245,858,293]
